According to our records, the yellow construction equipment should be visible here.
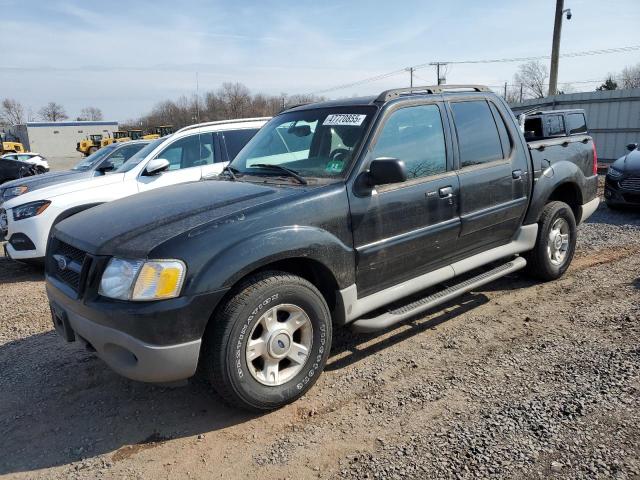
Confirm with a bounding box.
[100,131,130,147]
[142,125,174,140]
[76,134,103,156]
[0,132,26,154]
[128,130,143,141]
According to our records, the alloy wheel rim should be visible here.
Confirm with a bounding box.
[547,217,570,266]
[245,303,313,386]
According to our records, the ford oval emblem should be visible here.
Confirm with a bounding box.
[53,254,68,271]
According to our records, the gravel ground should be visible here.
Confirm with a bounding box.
[0,201,638,479]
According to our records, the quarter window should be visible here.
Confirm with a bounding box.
[371,104,447,180]
[451,100,504,167]
[567,113,587,135]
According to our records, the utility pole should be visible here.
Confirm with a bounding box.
[519,84,524,103]
[407,67,414,89]
[504,81,508,99]
[549,0,572,96]
[429,62,448,85]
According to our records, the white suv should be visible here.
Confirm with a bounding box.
[1,118,268,261]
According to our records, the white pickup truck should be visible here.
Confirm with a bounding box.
[1,118,268,261]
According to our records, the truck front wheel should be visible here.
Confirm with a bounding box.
[201,271,332,411]
[524,201,577,281]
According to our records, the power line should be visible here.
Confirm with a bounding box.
[307,45,640,95]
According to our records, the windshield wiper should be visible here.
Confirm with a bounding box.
[250,164,308,185]
[221,165,239,181]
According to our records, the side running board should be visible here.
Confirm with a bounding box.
[350,257,527,333]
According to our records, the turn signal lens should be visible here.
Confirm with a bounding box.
[131,260,186,300]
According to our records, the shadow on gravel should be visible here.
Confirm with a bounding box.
[584,205,640,226]
[0,257,44,284]
[633,278,640,290]
[327,293,489,372]
[0,331,258,476]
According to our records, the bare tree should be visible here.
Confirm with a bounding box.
[0,98,25,125]
[122,83,324,132]
[619,63,640,89]
[78,106,103,121]
[218,82,252,118]
[38,102,68,122]
[513,61,549,99]
[596,76,618,91]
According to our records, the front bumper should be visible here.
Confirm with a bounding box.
[604,177,640,206]
[46,276,228,383]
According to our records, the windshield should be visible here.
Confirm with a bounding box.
[230,106,376,180]
[116,137,165,172]
[72,145,115,171]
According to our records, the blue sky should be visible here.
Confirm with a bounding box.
[2,0,639,121]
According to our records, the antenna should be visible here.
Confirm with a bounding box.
[195,72,200,123]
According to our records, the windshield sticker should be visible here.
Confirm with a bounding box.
[323,114,367,126]
[325,160,344,173]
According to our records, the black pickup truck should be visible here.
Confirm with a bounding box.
[46,85,599,411]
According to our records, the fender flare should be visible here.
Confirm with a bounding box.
[524,160,588,225]
[188,226,355,296]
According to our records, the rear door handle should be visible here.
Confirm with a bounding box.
[512,169,523,180]
[438,186,453,198]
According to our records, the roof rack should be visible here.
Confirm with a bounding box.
[375,85,492,103]
[175,117,271,134]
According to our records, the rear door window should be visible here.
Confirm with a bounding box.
[222,129,259,160]
[545,115,565,136]
[451,100,504,168]
[567,113,587,135]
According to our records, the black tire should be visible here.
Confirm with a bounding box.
[606,201,621,211]
[201,271,332,411]
[524,201,577,281]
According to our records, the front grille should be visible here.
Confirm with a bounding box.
[622,193,640,204]
[620,176,640,192]
[49,239,88,293]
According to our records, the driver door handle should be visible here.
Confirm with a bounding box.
[438,186,453,198]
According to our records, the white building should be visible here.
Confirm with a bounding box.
[9,121,118,158]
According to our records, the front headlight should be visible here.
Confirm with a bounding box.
[4,185,29,200]
[12,200,50,221]
[607,166,623,179]
[99,258,186,301]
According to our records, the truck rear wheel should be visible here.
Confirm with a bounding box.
[201,271,332,411]
[524,201,577,281]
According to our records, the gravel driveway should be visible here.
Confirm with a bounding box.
[0,203,638,479]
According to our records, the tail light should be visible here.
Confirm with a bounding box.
[592,141,598,175]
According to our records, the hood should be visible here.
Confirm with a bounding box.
[54,180,301,257]
[3,172,125,208]
[0,170,89,200]
[611,149,640,175]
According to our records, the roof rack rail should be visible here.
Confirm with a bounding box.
[174,117,271,134]
[280,102,312,113]
[375,84,492,103]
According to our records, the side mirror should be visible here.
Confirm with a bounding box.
[524,130,537,140]
[369,157,407,186]
[96,161,115,173]
[626,143,638,151]
[144,158,170,176]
